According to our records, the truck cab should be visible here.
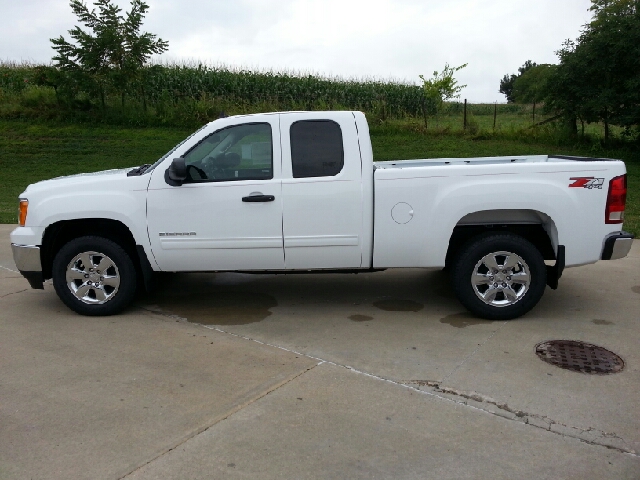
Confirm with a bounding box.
[145,111,372,272]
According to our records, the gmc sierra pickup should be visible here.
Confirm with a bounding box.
[10,111,634,319]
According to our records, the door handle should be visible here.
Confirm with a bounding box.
[242,194,275,202]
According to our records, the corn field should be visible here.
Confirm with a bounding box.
[147,64,428,115]
[0,61,537,127]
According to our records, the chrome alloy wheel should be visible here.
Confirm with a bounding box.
[471,250,531,307]
[65,251,120,304]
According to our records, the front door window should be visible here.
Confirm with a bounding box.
[183,123,273,182]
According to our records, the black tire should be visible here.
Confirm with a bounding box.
[52,236,137,316]
[451,233,546,320]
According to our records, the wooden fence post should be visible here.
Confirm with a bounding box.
[532,102,536,126]
[463,99,467,131]
[421,97,428,130]
[493,102,497,131]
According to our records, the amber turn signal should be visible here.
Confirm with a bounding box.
[18,199,28,226]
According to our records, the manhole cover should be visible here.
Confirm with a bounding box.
[535,340,624,374]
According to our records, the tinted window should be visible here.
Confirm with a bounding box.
[182,123,272,182]
[290,120,344,178]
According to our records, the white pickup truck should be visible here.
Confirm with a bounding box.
[10,111,633,319]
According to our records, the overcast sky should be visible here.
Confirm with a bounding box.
[0,0,593,102]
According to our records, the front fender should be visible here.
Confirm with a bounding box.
[28,190,149,248]
[19,172,151,248]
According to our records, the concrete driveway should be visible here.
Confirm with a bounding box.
[1,224,639,479]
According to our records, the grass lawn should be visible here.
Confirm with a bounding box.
[1,119,637,237]
[0,120,191,224]
[404,111,617,139]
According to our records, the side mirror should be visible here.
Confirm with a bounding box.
[165,157,187,186]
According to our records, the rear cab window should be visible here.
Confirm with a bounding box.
[290,120,344,178]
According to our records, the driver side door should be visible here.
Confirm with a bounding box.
[146,116,284,271]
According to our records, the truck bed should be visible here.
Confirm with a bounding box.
[371,153,627,269]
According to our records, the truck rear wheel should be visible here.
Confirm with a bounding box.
[452,233,546,320]
[52,236,137,316]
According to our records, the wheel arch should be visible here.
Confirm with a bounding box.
[445,209,558,269]
[41,218,141,282]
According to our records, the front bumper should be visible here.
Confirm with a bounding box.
[11,243,44,289]
[601,232,634,260]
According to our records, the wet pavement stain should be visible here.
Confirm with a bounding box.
[592,319,615,325]
[154,290,277,325]
[440,312,494,328]
[349,314,373,322]
[147,274,277,325]
[632,285,640,294]
[373,298,424,312]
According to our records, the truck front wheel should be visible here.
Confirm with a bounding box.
[452,234,546,320]
[52,236,137,316]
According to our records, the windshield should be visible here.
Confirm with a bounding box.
[145,124,209,173]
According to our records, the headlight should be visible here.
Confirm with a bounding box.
[18,199,28,226]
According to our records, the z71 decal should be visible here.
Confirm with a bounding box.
[569,177,604,189]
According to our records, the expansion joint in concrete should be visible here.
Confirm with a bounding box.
[140,308,639,460]
[0,288,28,298]
[119,359,320,479]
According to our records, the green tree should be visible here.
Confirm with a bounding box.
[50,0,168,110]
[511,64,556,123]
[544,41,588,135]
[499,60,537,103]
[512,64,555,104]
[546,0,640,141]
[419,63,467,129]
